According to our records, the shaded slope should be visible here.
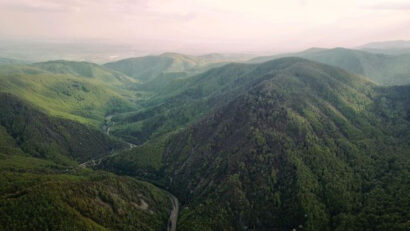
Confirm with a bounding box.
[0,93,125,163]
[99,59,410,231]
[0,156,171,231]
[0,93,172,231]
[106,62,261,144]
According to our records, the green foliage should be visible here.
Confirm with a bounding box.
[0,63,136,127]
[100,58,410,231]
[104,52,237,83]
[0,93,126,163]
[0,155,171,231]
[0,92,172,231]
[1,55,409,231]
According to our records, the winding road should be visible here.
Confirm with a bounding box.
[85,114,179,230]
[167,193,179,231]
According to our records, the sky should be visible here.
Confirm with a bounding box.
[0,0,410,53]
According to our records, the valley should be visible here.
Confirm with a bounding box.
[0,44,409,231]
[2,1,410,230]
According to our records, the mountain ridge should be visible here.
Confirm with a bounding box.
[97,58,410,231]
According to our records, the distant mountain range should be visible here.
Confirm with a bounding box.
[358,40,410,55]
[250,47,410,85]
[104,52,251,83]
[359,40,410,49]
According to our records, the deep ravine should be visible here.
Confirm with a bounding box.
[98,114,179,230]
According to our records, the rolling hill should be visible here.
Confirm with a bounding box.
[0,62,137,127]
[33,60,137,85]
[98,58,410,231]
[104,53,249,83]
[250,48,410,86]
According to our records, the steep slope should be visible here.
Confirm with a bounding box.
[99,58,410,231]
[0,93,172,231]
[0,93,125,163]
[0,151,171,231]
[0,64,135,127]
[106,62,263,144]
[250,48,410,85]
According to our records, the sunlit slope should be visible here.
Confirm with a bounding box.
[104,52,244,83]
[0,93,126,163]
[33,60,137,85]
[0,63,136,127]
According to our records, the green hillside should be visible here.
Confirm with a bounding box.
[250,48,410,86]
[0,63,136,127]
[1,54,409,231]
[105,62,261,144]
[34,60,137,85]
[104,53,244,83]
[0,154,171,231]
[0,92,172,231]
[0,93,126,163]
[98,58,410,231]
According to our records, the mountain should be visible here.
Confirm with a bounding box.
[0,166,171,231]
[0,93,126,163]
[250,47,410,86]
[104,53,248,83]
[105,61,264,144]
[0,93,172,230]
[359,40,410,54]
[98,58,410,231]
[33,60,137,85]
[359,40,410,49]
[0,63,136,127]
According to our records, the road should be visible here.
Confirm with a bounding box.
[167,193,179,231]
[85,114,179,230]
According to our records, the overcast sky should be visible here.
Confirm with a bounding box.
[1,0,410,53]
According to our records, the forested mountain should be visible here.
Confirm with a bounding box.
[0,52,409,231]
[33,60,137,85]
[0,93,171,231]
[250,48,410,86]
[0,93,125,163]
[98,58,410,231]
[0,62,137,127]
[104,53,248,83]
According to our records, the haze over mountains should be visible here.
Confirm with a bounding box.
[0,40,409,231]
